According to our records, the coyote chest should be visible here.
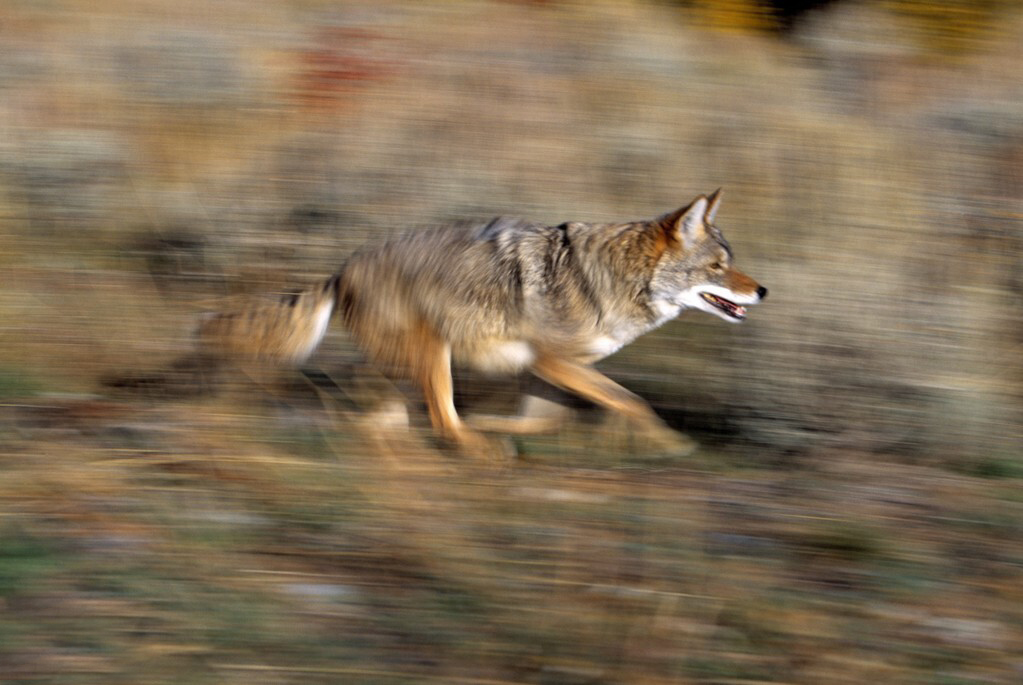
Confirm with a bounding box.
[459,322,652,375]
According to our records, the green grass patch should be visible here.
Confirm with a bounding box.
[946,452,1023,480]
[791,522,885,562]
[0,367,46,399]
[0,529,66,597]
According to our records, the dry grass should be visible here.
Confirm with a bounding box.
[3,399,1021,683]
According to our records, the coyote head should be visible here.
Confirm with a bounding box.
[649,190,767,324]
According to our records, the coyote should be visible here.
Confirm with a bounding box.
[197,190,766,455]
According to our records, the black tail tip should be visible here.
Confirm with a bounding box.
[757,286,768,300]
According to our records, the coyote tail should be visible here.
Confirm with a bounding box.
[194,265,347,368]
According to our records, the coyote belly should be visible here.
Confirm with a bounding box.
[198,190,767,454]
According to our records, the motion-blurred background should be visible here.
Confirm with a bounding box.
[1,1,1021,683]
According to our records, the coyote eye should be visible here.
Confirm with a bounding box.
[710,261,724,272]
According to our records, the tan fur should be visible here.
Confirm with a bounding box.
[197,191,766,456]
[197,276,340,367]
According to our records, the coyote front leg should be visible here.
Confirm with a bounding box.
[530,354,695,456]
[530,355,654,419]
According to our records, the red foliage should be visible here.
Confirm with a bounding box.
[292,27,402,109]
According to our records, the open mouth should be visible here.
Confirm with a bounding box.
[701,292,747,320]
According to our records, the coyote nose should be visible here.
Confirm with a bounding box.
[756,286,768,300]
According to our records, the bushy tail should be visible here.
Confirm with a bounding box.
[101,267,348,399]
[194,267,347,368]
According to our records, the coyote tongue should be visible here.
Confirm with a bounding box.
[701,292,747,320]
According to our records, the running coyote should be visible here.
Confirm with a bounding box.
[198,190,767,455]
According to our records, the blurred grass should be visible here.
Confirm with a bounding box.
[2,405,1020,682]
[1,0,1022,683]
[0,369,46,399]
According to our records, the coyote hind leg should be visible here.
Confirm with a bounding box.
[466,381,571,436]
[412,327,500,459]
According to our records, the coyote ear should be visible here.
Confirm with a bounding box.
[670,195,708,249]
[706,188,722,224]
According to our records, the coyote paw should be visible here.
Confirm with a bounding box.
[635,422,698,458]
[448,427,516,463]
[600,414,698,458]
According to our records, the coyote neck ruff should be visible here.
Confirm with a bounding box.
[198,190,767,454]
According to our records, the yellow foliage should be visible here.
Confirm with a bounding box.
[882,0,1012,55]
[690,0,776,33]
